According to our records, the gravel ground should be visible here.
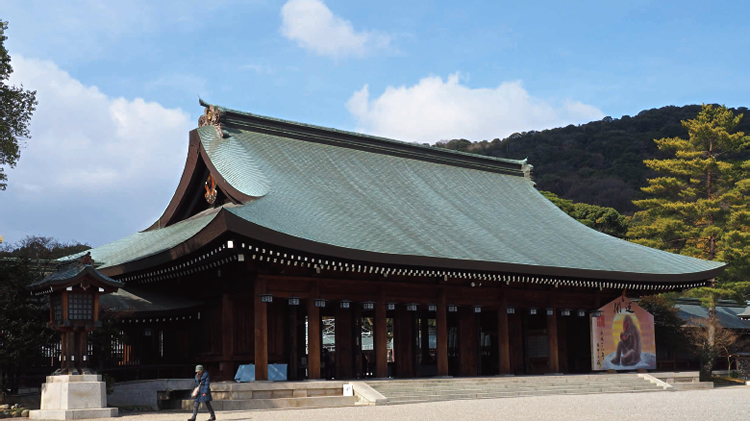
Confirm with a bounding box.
[38,387,750,421]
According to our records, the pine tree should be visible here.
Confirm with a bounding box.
[628,104,749,380]
[628,104,749,278]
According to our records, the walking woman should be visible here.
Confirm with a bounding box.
[189,365,216,421]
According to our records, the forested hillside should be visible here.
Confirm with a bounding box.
[434,105,750,213]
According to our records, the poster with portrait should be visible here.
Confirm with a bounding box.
[591,295,656,371]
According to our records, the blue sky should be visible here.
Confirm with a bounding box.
[1,0,749,247]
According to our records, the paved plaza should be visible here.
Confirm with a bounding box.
[52,387,750,421]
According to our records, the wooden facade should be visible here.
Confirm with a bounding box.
[83,101,724,382]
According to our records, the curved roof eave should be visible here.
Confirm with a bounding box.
[99,209,724,284]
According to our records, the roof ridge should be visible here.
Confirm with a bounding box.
[198,99,529,169]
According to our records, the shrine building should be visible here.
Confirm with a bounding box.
[71,100,724,382]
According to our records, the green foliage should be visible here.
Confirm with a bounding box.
[0,20,38,191]
[684,315,739,381]
[434,105,750,213]
[540,191,629,238]
[101,373,116,395]
[0,236,90,393]
[627,105,749,283]
[0,258,56,394]
[88,310,127,374]
[637,294,690,355]
[0,235,91,260]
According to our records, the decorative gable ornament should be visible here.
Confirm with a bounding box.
[198,104,229,138]
[204,173,217,205]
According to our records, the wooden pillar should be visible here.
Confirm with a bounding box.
[254,278,268,381]
[336,305,353,379]
[353,304,363,379]
[436,290,448,376]
[420,315,430,362]
[221,293,235,380]
[497,296,511,375]
[375,295,388,378]
[307,285,321,379]
[77,330,88,372]
[557,317,568,373]
[459,307,478,376]
[547,309,559,373]
[288,305,298,380]
[509,313,524,374]
[395,306,414,377]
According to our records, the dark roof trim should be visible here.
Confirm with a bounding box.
[147,130,254,230]
[101,208,723,284]
[29,264,123,293]
[199,100,530,178]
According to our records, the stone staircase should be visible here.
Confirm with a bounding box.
[178,381,358,410]
[367,374,672,405]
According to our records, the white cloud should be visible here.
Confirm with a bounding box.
[346,73,605,143]
[280,0,390,58]
[1,56,193,246]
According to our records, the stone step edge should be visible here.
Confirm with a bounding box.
[371,382,652,390]
[381,389,670,404]
[371,384,656,392]
[179,395,358,411]
[380,386,663,399]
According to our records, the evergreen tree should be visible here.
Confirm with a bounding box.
[0,20,38,191]
[541,191,629,238]
[628,104,749,278]
[628,104,749,380]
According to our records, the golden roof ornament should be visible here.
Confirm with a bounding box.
[204,173,217,205]
[198,104,229,138]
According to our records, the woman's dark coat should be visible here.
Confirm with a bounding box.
[194,371,212,403]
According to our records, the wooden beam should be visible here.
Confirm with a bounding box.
[254,278,268,381]
[436,289,448,376]
[375,294,388,378]
[497,295,511,375]
[307,284,321,379]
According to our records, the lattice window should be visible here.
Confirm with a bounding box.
[68,294,93,320]
[52,296,62,321]
[527,335,548,358]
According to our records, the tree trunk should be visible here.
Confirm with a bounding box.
[702,306,717,381]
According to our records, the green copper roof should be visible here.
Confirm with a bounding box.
[75,104,725,283]
[29,263,122,291]
[194,121,724,280]
[67,212,218,269]
[676,299,750,330]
